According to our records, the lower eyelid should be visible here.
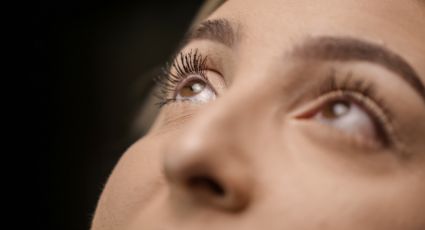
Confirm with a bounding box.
[291,90,396,146]
[291,119,391,154]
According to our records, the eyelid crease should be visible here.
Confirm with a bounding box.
[315,69,394,123]
[291,36,425,104]
[291,70,410,156]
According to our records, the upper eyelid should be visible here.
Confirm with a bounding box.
[155,49,219,106]
[290,36,425,104]
[290,83,408,154]
[170,49,224,84]
[301,69,394,119]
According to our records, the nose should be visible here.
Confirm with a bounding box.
[164,99,255,212]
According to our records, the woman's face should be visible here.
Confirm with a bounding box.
[91,0,425,229]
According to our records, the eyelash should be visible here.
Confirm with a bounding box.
[154,49,209,107]
[154,51,398,149]
[314,70,396,147]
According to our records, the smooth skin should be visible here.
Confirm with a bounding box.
[91,0,425,229]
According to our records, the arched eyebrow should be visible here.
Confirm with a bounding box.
[292,36,425,102]
[184,19,425,103]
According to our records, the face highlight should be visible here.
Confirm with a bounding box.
[91,0,425,229]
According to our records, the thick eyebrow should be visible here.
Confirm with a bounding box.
[183,20,425,103]
[291,36,425,102]
[182,19,236,48]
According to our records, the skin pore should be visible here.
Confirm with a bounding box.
[91,0,425,229]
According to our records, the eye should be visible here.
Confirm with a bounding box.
[314,99,378,141]
[175,76,216,103]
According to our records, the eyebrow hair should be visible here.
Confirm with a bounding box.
[183,19,425,103]
[292,36,425,102]
[183,19,236,48]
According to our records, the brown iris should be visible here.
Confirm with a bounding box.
[322,100,351,119]
[179,79,206,98]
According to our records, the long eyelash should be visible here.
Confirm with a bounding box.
[318,69,396,146]
[318,69,376,98]
[154,49,208,107]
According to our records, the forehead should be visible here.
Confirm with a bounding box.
[205,0,425,81]
[212,0,425,27]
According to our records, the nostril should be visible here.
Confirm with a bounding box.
[187,175,226,197]
[165,151,251,211]
[184,174,248,212]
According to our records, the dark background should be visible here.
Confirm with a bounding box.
[40,1,203,229]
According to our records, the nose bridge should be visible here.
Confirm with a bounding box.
[186,48,281,142]
[191,78,268,144]
[163,82,267,211]
[168,64,280,168]
[172,83,261,174]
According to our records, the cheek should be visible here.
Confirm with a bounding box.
[92,136,167,229]
[262,175,425,229]
[256,123,425,229]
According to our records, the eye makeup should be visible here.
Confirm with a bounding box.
[155,49,406,154]
[295,69,402,151]
[155,49,210,107]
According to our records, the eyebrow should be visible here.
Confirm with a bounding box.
[183,19,236,48]
[292,36,425,102]
[184,19,425,103]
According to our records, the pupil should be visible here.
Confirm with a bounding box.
[323,100,350,118]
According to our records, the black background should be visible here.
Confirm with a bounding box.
[39,1,203,229]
